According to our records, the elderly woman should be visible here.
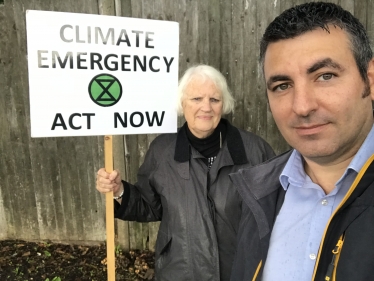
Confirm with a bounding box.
[96,64,275,281]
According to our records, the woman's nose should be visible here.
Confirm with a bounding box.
[200,98,212,111]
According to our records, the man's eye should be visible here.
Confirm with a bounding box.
[273,83,289,91]
[319,73,334,81]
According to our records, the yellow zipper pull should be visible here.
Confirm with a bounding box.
[325,235,344,280]
[332,238,343,254]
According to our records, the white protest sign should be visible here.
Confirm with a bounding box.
[26,10,179,138]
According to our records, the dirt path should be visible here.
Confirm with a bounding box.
[0,239,155,281]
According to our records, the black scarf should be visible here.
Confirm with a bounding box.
[185,120,227,159]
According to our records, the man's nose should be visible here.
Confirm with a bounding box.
[292,84,318,117]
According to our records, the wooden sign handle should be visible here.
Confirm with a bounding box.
[104,135,115,281]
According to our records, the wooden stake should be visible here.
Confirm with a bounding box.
[99,1,117,279]
[104,135,115,281]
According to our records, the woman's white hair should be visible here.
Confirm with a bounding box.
[176,64,235,116]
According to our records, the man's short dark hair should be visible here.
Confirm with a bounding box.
[260,2,373,84]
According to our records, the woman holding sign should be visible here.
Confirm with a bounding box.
[96,65,275,281]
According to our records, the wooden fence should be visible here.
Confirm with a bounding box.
[0,0,373,250]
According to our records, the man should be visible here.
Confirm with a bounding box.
[230,2,374,281]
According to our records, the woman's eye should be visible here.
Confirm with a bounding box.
[210,98,220,103]
[192,97,201,101]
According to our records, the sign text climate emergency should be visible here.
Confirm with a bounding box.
[37,25,175,73]
[27,10,179,137]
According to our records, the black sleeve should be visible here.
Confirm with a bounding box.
[114,137,166,222]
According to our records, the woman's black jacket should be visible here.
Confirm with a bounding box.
[114,119,275,281]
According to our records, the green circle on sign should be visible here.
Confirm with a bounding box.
[88,73,122,107]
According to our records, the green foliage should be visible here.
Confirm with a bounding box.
[45,277,61,281]
[115,244,122,256]
[13,267,19,275]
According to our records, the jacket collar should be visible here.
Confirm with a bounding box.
[174,118,248,165]
[229,151,291,241]
[233,150,292,200]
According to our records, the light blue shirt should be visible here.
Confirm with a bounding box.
[262,125,374,281]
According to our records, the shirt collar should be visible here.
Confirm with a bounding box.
[280,149,305,190]
[280,124,374,190]
[334,124,374,187]
[346,124,374,173]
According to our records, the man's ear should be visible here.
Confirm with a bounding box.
[367,58,374,101]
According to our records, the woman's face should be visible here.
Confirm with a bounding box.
[182,78,223,138]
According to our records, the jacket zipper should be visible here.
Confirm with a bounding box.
[324,234,345,281]
[206,167,220,278]
[252,260,262,281]
[311,154,374,280]
[206,172,216,223]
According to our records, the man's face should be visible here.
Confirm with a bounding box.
[264,27,374,165]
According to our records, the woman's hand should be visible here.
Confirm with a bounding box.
[96,168,123,197]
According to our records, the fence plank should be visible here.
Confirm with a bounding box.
[219,0,233,123]
[4,0,372,250]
